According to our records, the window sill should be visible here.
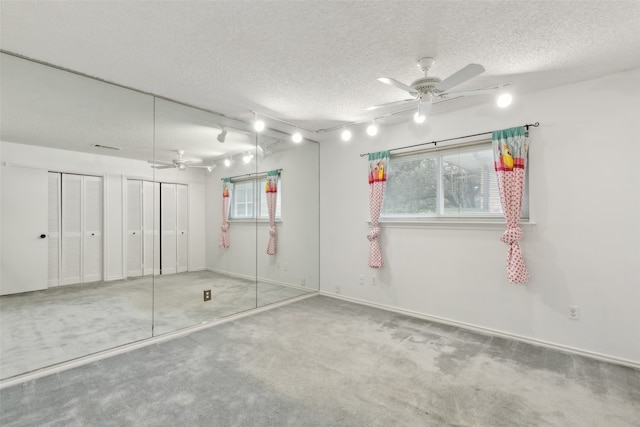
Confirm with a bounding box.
[372,218,536,230]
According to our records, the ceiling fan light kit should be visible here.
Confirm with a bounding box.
[336,56,514,139]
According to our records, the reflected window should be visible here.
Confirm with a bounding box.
[230,178,281,220]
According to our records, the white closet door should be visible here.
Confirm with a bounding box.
[127,179,143,277]
[176,184,188,273]
[48,173,61,287]
[161,183,177,275]
[61,174,82,285]
[1,166,48,295]
[143,181,160,276]
[83,175,103,283]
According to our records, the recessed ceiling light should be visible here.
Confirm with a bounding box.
[291,132,303,143]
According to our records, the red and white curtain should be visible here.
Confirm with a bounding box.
[265,170,279,255]
[367,151,390,268]
[493,127,529,284]
[218,178,231,249]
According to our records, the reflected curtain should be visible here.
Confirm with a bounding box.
[492,126,529,284]
[266,170,279,255]
[367,151,389,268]
[219,178,231,249]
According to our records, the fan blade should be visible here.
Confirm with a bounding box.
[366,98,417,111]
[151,165,175,169]
[147,160,173,166]
[378,78,420,96]
[188,165,212,169]
[438,89,497,98]
[433,64,485,93]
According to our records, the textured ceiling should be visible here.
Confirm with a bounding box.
[1,0,640,136]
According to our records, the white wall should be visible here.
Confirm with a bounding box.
[206,141,320,289]
[0,142,207,283]
[319,68,640,364]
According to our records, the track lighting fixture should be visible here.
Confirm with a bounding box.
[291,131,303,143]
[496,92,513,108]
[341,127,352,142]
[366,120,378,137]
[252,112,265,132]
[217,128,227,143]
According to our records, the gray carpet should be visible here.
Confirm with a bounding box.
[1,295,639,426]
[0,271,311,379]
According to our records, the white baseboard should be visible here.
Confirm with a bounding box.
[0,292,317,389]
[206,268,312,292]
[106,275,124,282]
[320,291,640,370]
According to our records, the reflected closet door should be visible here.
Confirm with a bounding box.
[48,172,61,287]
[160,183,177,275]
[0,166,48,295]
[126,179,143,277]
[176,184,188,273]
[61,174,82,285]
[83,176,103,283]
[143,181,160,276]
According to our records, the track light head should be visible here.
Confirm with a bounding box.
[217,128,227,143]
[341,127,352,142]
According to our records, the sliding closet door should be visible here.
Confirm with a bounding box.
[61,174,82,285]
[83,176,103,282]
[48,172,61,287]
[176,184,188,273]
[161,183,177,275]
[143,181,159,276]
[127,179,143,277]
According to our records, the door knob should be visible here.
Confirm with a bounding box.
[40,234,47,239]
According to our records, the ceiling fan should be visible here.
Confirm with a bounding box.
[148,150,215,172]
[368,57,506,111]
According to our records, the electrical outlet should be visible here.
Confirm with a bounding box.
[203,289,212,301]
[301,277,306,286]
[371,276,377,286]
[359,274,365,285]
[335,284,341,294]
[568,305,579,320]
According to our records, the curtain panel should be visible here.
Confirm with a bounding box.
[367,150,390,268]
[265,170,279,255]
[218,178,231,249]
[492,126,529,284]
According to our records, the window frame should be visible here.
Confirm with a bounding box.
[380,139,529,223]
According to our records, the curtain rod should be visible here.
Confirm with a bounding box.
[359,122,539,157]
[221,168,282,180]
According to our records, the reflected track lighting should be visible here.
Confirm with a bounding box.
[217,128,227,143]
[224,158,231,167]
[292,131,303,143]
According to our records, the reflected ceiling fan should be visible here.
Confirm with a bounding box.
[368,57,506,112]
[148,150,215,172]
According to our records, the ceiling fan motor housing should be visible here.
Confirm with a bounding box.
[411,76,442,95]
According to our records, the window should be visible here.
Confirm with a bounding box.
[230,177,281,220]
[382,141,528,219]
